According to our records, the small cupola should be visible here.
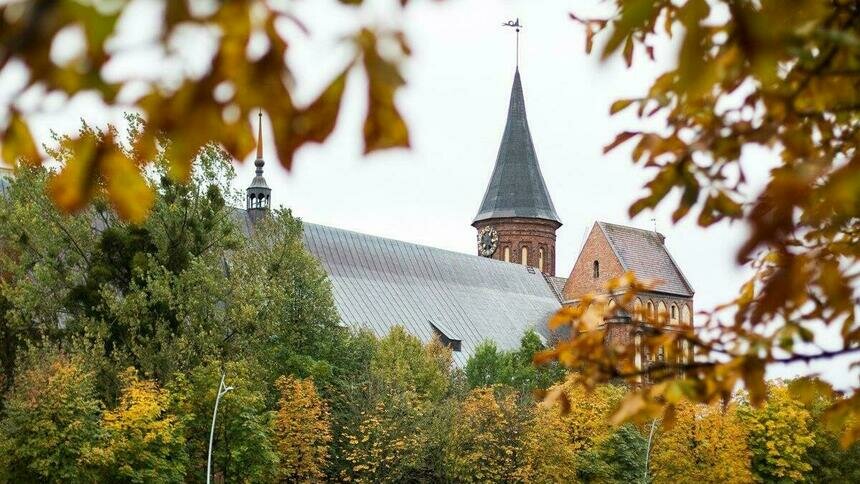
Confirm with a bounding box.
[247,110,271,221]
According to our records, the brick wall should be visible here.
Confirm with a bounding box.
[473,217,560,275]
[562,223,626,301]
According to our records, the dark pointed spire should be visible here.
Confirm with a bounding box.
[473,69,561,225]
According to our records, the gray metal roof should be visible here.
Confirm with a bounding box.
[597,221,694,297]
[473,69,561,225]
[301,222,562,364]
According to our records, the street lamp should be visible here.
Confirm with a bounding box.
[207,372,234,484]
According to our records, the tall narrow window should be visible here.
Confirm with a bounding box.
[503,247,510,262]
[647,301,654,321]
[538,248,544,272]
[521,246,528,265]
[593,260,600,279]
[681,304,691,324]
[670,304,678,324]
[633,298,643,320]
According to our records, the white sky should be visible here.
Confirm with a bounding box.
[4,0,856,389]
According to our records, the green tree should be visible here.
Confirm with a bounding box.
[330,327,455,482]
[0,121,352,401]
[0,352,103,482]
[576,424,647,483]
[465,330,565,395]
[178,360,278,483]
[96,368,187,482]
[789,377,860,483]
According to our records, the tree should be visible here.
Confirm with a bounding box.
[538,0,860,443]
[0,352,103,482]
[331,327,453,482]
[178,360,278,483]
[651,402,752,484]
[443,386,525,483]
[1,1,418,221]
[465,330,565,395]
[369,326,452,401]
[272,375,332,483]
[792,378,860,483]
[737,382,815,482]
[96,368,187,482]
[515,402,578,483]
[0,121,352,400]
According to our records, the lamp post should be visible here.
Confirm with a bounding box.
[207,373,234,484]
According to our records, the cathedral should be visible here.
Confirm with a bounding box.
[238,68,694,365]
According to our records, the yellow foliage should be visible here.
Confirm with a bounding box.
[97,368,186,481]
[515,402,578,482]
[444,387,524,483]
[272,375,332,483]
[738,383,815,482]
[339,396,426,483]
[652,401,752,484]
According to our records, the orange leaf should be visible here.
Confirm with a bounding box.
[2,113,40,166]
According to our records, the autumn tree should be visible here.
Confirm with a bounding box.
[0,0,417,221]
[515,402,578,483]
[651,401,752,484]
[443,386,526,483]
[272,375,332,483]
[538,0,860,444]
[96,368,187,482]
[0,352,103,482]
[737,382,815,482]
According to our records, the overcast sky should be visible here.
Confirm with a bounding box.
[6,0,855,389]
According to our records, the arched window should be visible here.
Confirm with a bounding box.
[646,301,654,321]
[521,246,528,265]
[681,304,691,324]
[593,260,600,279]
[633,298,643,320]
[657,301,667,322]
[634,332,643,378]
[538,248,545,272]
[670,304,678,324]
[503,247,510,262]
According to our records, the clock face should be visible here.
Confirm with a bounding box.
[477,226,499,257]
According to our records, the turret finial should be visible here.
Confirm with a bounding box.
[255,110,264,175]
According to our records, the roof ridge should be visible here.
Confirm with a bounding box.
[302,220,544,273]
[598,220,664,238]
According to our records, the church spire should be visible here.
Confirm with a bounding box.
[247,110,271,221]
[256,109,264,162]
[473,68,560,225]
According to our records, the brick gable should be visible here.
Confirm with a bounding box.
[562,223,625,301]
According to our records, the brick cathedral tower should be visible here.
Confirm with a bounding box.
[473,68,561,275]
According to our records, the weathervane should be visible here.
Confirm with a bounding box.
[502,18,522,67]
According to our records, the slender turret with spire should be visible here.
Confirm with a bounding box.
[247,110,271,223]
[472,66,561,275]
